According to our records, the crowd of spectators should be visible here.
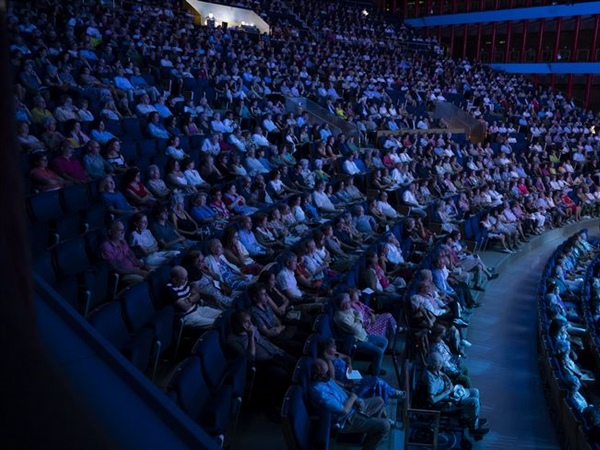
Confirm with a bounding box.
[11,0,600,442]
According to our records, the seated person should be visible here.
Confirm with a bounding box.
[318,337,403,405]
[421,352,490,437]
[249,283,307,355]
[122,167,157,208]
[227,309,295,415]
[100,220,151,287]
[29,153,69,192]
[333,292,388,376]
[99,175,137,218]
[149,205,194,252]
[164,266,222,330]
[309,358,392,450]
[182,250,233,309]
[146,164,171,199]
[128,212,179,267]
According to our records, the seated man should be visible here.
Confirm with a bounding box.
[164,266,222,330]
[276,252,313,305]
[421,352,489,438]
[309,358,391,450]
[100,220,150,287]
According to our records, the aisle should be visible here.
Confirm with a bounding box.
[466,221,597,449]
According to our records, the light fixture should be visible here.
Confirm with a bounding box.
[241,21,246,26]
[208,12,214,19]
[362,9,369,16]
[250,23,254,27]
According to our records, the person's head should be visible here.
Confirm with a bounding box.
[233,212,251,229]
[282,252,298,271]
[87,139,101,155]
[59,139,75,157]
[107,219,125,241]
[132,212,149,232]
[207,238,224,256]
[427,352,444,372]
[317,337,337,359]
[311,358,331,382]
[99,175,116,192]
[335,292,352,311]
[106,138,120,154]
[249,282,268,306]
[32,152,49,168]
[231,309,253,334]
[170,266,188,287]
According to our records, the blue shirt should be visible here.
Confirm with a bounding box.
[239,228,267,256]
[310,378,356,426]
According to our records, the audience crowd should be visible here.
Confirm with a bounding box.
[12,0,600,445]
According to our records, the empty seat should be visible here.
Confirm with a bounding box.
[27,190,64,223]
[119,281,175,379]
[168,356,234,445]
[87,301,153,371]
[61,183,91,214]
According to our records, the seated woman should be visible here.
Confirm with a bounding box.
[333,292,388,376]
[204,238,254,293]
[128,212,179,267]
[104,138,129,174]
[146,164,171,199]
[364,250,405,308]
[165,158,196,194]
[280,202,309,235]
[257,271,318,328]
[99,175,137,218]
[249,282,308,356]
[253,213,286,249]
[170,195,206,240]
[223,182,259,216]
[189,192,225,231]
[222,227,263,275]
[40,117,65,153]
[181,157,210,190]
[208,188,232,225]
[199,154,223,185]
[65,120,90,149]
[90,119,116,145]
[268,169,299,199]
[317,337,403,405]
[165,136,189,161]
[146,111,170,139]
[348,288,397,342]
[149,205,195,252]
[181,250,233,309]
[479,211,513,253]
[122,167,157,208]
[17,121,46,153]
[29,153,69,192]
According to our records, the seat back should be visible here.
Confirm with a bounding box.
[168,357,209,423]
[119,281,155,331]
[61,183,91,214]
[54,237,91,277]
[192,330,229,390]
[281,385,314,450]
[27,190,64,222]
[88,301,130,343]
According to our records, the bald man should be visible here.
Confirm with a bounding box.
[164,266,222,330]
